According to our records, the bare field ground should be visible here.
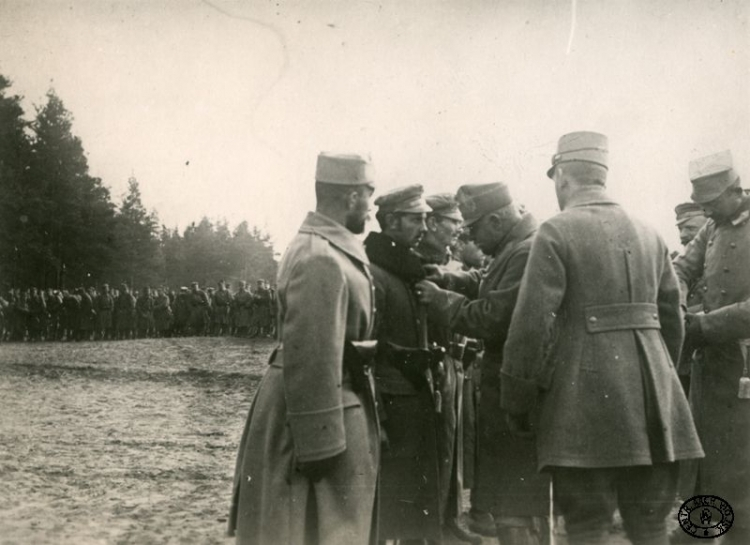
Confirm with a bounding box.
[0,337,272,545]
[0,337,674,545]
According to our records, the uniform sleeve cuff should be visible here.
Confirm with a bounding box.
[288,405,346,462]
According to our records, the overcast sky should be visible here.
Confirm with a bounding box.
[1,0,748,253]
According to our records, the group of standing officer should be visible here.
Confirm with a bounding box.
[228,135,749,545]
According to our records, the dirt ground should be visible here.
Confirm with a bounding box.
[0,336,270,545]
[0,337,678,545]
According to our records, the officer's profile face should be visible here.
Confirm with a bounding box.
[433,216,462,248]
[701,188,742,222]
[467,215,495,254]
[678,218,707,246]
[344,186,373,234]
[388,212,426,247]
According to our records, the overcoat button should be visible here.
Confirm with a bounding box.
[703,286,708,292]
[588,316,597,323]
[721,289,727,295]
[731,242,737,248]
[652,314,658,319]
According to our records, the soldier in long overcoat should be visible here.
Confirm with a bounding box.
[212,281,232,336]
[228,152,379,545]
[115,284,136,340]
[188,282,210,336]
[78,287,97,341]
[232,282,253,336]
[97,284,114,340]
[501,132,704,545]
[153,288,172,337]
[673,150,750,544]
[414,192,479,543]
[417,183,549,545]
[365,185,447,541]
[136,287,155,338]
[172,287,190,336]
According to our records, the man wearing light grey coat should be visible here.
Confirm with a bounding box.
[228,152,379,545]
[501,132,704,545]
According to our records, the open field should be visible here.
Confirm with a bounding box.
[0,337,670,544]
[0,337,272,545]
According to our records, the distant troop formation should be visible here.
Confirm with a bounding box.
[0,279,276,342]
[229,140,750,545]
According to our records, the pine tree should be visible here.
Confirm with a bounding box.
[108,176,165,289]
[0,75,32,289]
[23,88,116,288]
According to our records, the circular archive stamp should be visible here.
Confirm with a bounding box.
[678,495,734,539]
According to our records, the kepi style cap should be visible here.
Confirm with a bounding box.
[455,183,513,227]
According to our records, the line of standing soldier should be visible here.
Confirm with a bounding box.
[230,140,750,545]
[0,280,276,342]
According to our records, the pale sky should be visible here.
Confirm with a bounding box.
[1,0,748,254]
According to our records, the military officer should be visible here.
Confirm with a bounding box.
[232,281,253,336]
[212,281,232,336]
[675,202,709,248]
[115,284,136,340]
[673,150,750,544]
[136,286,154,338]
[414,193,481,543]
[500,131,704,545]
[153,287,172,338]
[364,184,447,541]
[416,183,549,545]
[97,284,114,340]
[228,152,379,544]
[188,282,210,336]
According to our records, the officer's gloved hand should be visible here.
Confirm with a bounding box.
[505,413,534,439]
[685,313,706,347]
[296,452,343,483]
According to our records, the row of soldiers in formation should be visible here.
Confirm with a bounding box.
[0,280,275,342]
[228,140,750,545]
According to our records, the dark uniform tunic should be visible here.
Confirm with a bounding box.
[674,195,750,541]
[365,231,443,541]
[426,212,550,519]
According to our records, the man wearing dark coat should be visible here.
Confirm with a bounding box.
[173,287,190,336]
[212,281,232,336]
[414,192,481,544]
[416,183,548,545]
[673,202,709,393]
[153,288,172,337]
[501,131,704,545]
[673,150,750,544]
[78,287,97,341]
[97,284,114,340]
[115,284,136,340]
[136,287,155,338]
[229,152,379,545]
[365,184,448,542]
[27,287,47,341]
[188,282,210,336]
[232,281,253,336]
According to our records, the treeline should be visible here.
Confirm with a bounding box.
[0,74,277,291]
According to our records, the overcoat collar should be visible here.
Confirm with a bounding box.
[564,187,618,210]
[729,195,750,226]
[364,231,426,283]
[298,211,369,265]
[491,212,538,257]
